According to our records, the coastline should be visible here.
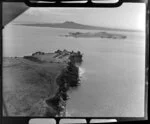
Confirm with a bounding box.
[43,50,83,116]
[3,50,82,116]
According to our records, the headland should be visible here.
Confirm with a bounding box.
[3,50,83,116]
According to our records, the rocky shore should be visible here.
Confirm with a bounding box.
[3,50,82,116]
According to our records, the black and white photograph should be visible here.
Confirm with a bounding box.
[2,0,147,119]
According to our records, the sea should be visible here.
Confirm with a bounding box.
[3,24,145,117]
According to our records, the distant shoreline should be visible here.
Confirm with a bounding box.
[14,21,143,32]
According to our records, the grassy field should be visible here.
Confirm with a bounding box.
[3,57,65,116]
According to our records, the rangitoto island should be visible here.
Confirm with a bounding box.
[17,21,139,32]
[63,32,127,39]
[3,50,83,116]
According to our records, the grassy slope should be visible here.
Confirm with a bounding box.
[3,57,65,116]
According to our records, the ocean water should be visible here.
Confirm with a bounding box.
[3,24,145,117]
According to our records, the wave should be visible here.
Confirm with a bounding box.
[79,67,86,77]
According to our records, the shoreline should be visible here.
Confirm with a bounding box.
[43,50,83,116]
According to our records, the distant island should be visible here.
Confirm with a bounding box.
[62,31,127,39]
[15,21,139,32]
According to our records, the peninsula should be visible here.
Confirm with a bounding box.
[3,50,83,116]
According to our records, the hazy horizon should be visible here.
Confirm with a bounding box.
[6,3,146,32]
[14,20,144,32]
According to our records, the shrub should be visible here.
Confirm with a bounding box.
[23,56,42,63]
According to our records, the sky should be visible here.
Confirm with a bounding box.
[12,2,146,31]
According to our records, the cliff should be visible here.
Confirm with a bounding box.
[30,50,82,116]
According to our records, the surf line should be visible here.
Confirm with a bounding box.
[46,51,83,117]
